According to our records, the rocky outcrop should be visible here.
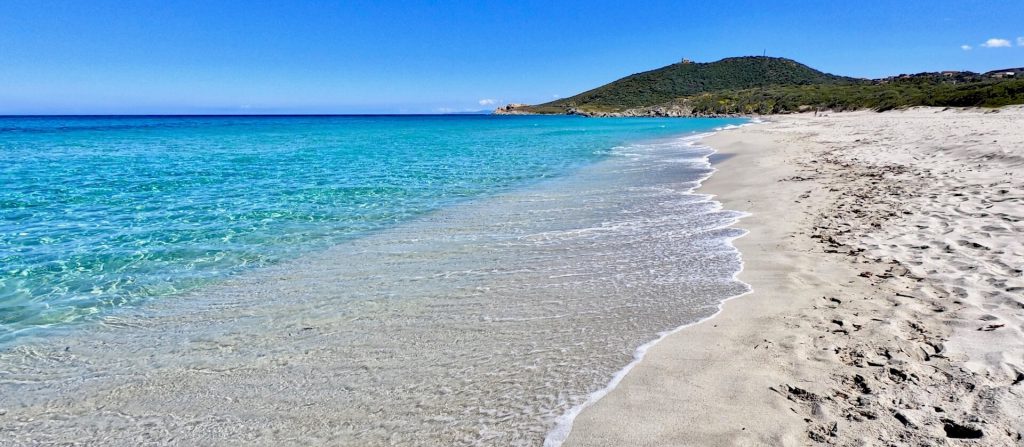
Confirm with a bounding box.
[492,104,535,115]
[495,102,744,118]
[568,103,741,118]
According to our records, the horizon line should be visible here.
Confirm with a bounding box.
[0,113,502,118]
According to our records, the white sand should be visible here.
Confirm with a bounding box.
[564,107,1024,445]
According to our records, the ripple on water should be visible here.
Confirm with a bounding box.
[1,131,750,446]
[0,115,746,339]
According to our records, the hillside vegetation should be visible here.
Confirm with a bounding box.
[509,57,1024,116]
[531,57,856,113]
[681,77,1024,115]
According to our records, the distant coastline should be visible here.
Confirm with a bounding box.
[495,56,1024,117]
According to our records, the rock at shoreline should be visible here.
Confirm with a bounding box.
[493,103,534,115]
[494,101,741,118]
[569,103,738,118]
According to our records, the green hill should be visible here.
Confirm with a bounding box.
[505,57,1024,116]
[528,56,859,114]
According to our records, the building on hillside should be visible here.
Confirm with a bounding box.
[985,67,1023,78]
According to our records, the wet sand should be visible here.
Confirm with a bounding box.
[564,107,1024,446]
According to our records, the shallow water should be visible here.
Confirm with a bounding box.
[0,115,742,339]
[1,118,749,445]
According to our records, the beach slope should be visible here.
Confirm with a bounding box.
[565,107,1024,445]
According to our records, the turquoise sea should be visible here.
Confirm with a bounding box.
[0,115,744,340]
[3,115,752,445]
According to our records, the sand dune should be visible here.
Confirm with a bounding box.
[565,107,1024,445]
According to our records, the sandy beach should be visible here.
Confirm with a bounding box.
[565,107,1024,445]
[5,2,1024,446]
[4,108,1023,446]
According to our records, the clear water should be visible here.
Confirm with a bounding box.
[1,117,751,445]
[0,115,744,340]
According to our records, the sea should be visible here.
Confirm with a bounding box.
[0,115,749,445]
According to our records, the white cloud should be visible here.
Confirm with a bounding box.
[980,38,1012,48]
[1018,37,1024,46]
[552,94,561,99]
[961,44,972,51]
[478,98,497,106]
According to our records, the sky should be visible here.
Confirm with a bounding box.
[1,0,1022,114]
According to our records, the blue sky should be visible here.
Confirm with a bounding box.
[1,0,1022,114]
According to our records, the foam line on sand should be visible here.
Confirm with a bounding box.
[545,125,758,447]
